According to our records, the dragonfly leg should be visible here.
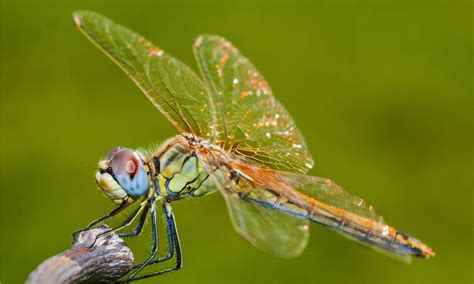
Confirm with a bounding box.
[92,200,148,246]
[123,203,160,280]
[132,202,176,267]
[72,202,129,238]
[118,204,150,238]
[122,202,182,283]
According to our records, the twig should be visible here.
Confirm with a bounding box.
[26,226,134,284]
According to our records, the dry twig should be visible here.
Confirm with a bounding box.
[26,226,133,284]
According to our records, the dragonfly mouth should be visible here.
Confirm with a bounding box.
[95,171,128,200]
[99,165,117,179]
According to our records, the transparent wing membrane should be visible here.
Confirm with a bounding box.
[193,35,314,173]
[76,13,314,173]
[226,184,310,258]
[74,11,216,138]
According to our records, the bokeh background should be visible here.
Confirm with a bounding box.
[0,0,472,283]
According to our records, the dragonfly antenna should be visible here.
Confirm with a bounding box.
[85,163,98,170]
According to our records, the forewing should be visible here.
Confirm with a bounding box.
[196,151,309,258]
[74,11,216,138]
[193,35,314,173]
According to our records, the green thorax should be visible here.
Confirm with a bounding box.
[152,137,217,199]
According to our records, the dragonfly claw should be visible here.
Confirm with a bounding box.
[72,227,90,240]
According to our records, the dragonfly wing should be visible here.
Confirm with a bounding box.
[74,11,217,138]
[225,178,310,258]
[193,35,314,173]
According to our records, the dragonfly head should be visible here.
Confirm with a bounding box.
[95,147,150,204]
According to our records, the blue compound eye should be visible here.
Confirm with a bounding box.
[110,150,149,197]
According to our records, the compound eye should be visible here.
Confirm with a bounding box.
[110,150,148,197]
[111,150,139,178]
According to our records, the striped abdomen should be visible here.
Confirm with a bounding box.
[246,188,434,259]
[305,197,434,259]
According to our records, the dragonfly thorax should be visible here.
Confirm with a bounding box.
[153,135,220,200]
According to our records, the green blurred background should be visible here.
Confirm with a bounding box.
[0,0,472,283]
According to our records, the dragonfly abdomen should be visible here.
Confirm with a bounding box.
[266,195,434,258]
[305,201,435,258]
[243,182,434,259]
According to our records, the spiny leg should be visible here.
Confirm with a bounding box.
[118,204,150,238]
[125,202,160,280]
[124,202,182,282]
[93,200,148,245]
[72,201,129,237]
[132,202,175,268]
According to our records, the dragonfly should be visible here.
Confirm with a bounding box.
[73,10,435,282]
